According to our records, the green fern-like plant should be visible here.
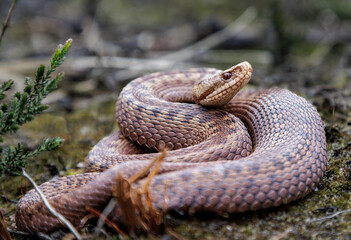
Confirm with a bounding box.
[0,39,72,176]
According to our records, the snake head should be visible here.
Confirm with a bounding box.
[193,61,253,106]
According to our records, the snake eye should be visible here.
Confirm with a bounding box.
[223,72,232,80]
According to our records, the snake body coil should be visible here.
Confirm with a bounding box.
[16,62,327,233]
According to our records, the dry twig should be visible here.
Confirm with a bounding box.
[0,0,18,48]
[113,149,167,235]
[87,204,127,236]
[0,195,17,204]
[165,227,186,240]
[7,229,52,240]
[309,209,351,222]
[21,169,82,240]
[0,210,12,240]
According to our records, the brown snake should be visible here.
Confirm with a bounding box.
[16,62,327,234]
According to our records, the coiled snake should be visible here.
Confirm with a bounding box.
[16,62,327,233]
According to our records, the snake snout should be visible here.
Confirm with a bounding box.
[241,61,253,72]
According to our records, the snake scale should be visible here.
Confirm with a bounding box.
[16,62,327,234]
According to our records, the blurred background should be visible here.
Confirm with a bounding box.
[0,0,350,239]
[0,0,350,121]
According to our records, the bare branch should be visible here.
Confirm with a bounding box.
[308,209,351,222]
[0,195,18,204]
[7,229,52,240]
[87,200,127,236]
[0,211,12,240]
[0,0,18,48]
[21,169,82,240]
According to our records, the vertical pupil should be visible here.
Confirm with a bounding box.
[223,73,231,80]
